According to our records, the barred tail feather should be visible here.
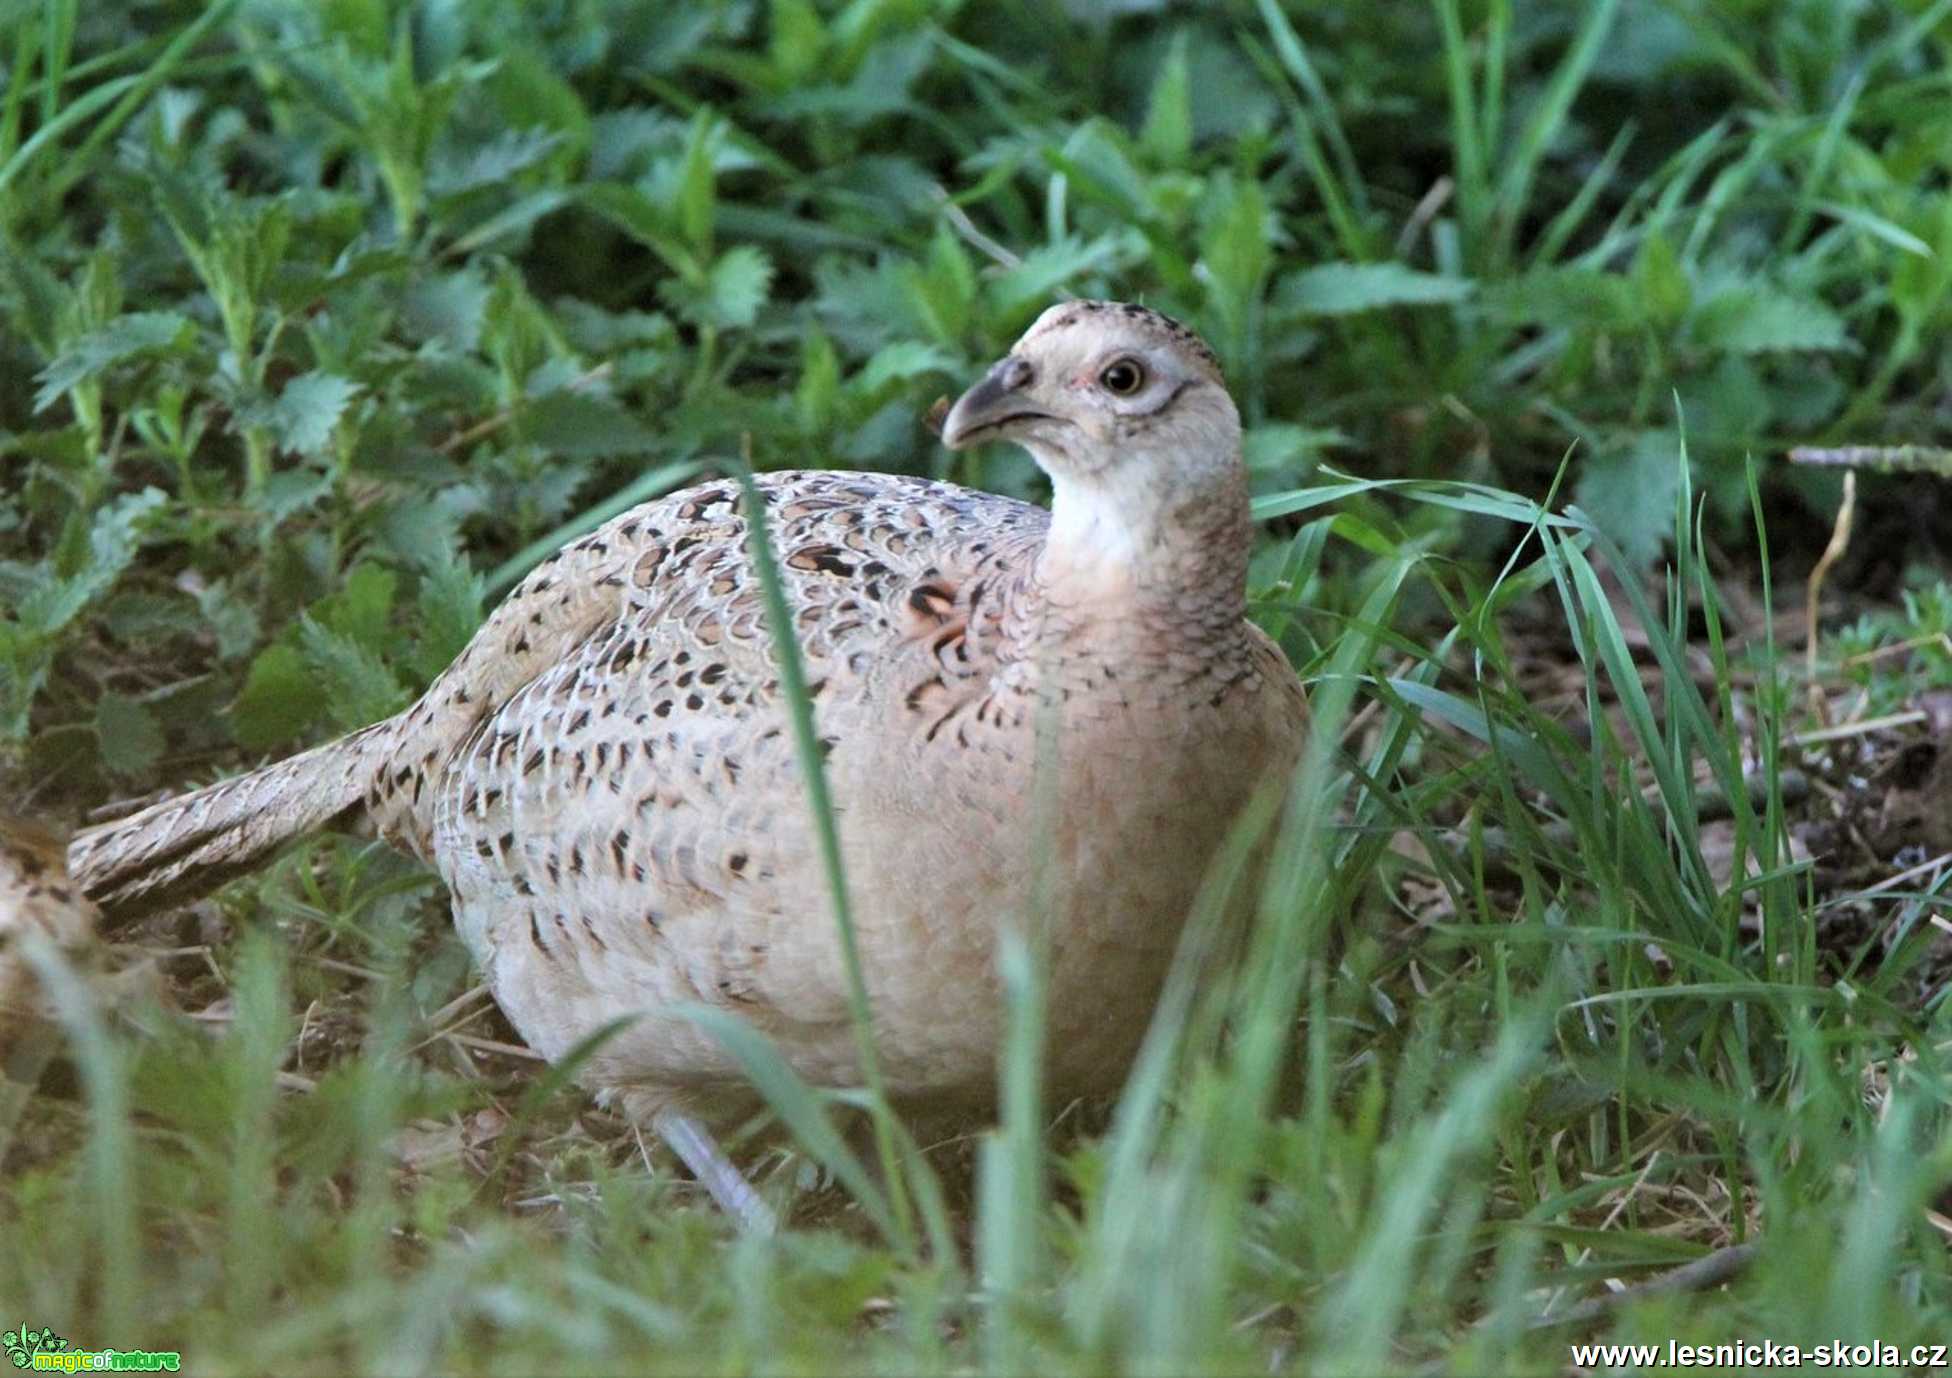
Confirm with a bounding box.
[68,725,387,925]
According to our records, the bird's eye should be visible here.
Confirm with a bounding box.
[1099,358,1145,396]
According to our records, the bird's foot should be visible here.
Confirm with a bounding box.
[652,1108,777,1235]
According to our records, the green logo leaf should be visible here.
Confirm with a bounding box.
[3,1325,68,1365]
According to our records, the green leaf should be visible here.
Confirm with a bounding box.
[486,45,592,155]
[299,615,409,729]
[856,340,958,393]
[258,468,335,527]
[554,303,675,358]
[1140,32,1193,166]
[17,589,93,653]
[448,189,572,255]
[676,110,718,257]
[519,392,662,458]
[102,593,204,644]
[0,251,69,355]
[770,0,826,80]
[15,489,168,636]
[194,580,262,662]
[413,552,484,681]
[1484,265,1637,332]
[1050,119,1151,219]
[580,182,696,278]
[318,564,398,652]
[1574,431,1681,568]
[1692,284,1849,354]
[373,494,470,566]
[797,330,841,433]
[32,312,193,411]
[987,237,1121,321]
[401,271,493,350]
[232,643,321,749]
[767,31,932,124]
[267,371,362,458]
[319,0,388,52]
[659,244,775,329]
[1202,175,1272,319]
[1632,229,1690,328]
[428,128,563,199]
[919,225,977,337]
[94,691,165,778]
[1276,263,1474,316]
[1243,423,1347,474]
[706,244,774,328]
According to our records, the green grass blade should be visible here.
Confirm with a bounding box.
[1432,0,1490,258]
[23,931,139,1335]
[676,1004,897,1239]
[733,465,915,1256]
[1490,0,1622,266]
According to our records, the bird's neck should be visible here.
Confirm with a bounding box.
[1016,466,1254,672]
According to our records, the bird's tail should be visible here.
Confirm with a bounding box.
[68,724,389,925]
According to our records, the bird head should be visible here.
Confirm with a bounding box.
[940,301,1245,567]
[941,300,1238,470]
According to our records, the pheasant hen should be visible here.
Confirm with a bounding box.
[70,301,1308,1224]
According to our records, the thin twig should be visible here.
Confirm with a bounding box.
[1535,1152,1664,1321]
[309,956,384,982]
[1524,1243,1759,1332]
[442,1031,545,1061]
[1789,445,1952,476]
[930,184,1022,270]
[436,362,614,456]
[1784,709,1927,748]
[1841,631,1952,669]
[1396,175,1455,259]
[1805,470,1855,725]
[422,983,492,1029]
[1832,849,1952,905]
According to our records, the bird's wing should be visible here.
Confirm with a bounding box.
[392,470,1044,1044]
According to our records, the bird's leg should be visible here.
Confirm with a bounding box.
[652,1108,777,1235]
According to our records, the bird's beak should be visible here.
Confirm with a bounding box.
[940,355,1057,450]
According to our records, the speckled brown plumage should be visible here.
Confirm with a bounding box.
[1,817,99,1076]
[69,301,1308,1167]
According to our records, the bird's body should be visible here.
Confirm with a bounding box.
[68,302,1308,1208]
